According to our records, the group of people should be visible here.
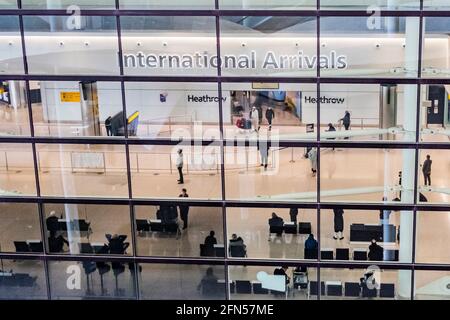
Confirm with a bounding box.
[249,105,275,133]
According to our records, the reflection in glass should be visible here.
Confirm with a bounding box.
[416,211,450,264]
[414,271,450,300]
[0,16,24,74]
[0,80,30,136]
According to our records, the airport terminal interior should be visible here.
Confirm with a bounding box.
[0,0,449,300]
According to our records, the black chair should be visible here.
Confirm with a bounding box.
[283,223,297,234]
[96,262,111,295]
[269,225,284,236]
[229,245,246,257]
[79,243,94,254]
[73,219,90,232]
[327,284,343,296]
[380,283,395,298]
[214,246,225,257]
[136,219,150,232]
[304,248,318,259]
[252,282,269,294]
[111,262,126,296]
[336,248,350,260]
[150,221,164,232]
[28,241,43,253]
[344,282,361,297]
[321,250,334,260]
[362,285,378,298]
[14,241,30,253]
[200,244,215,257]
[82,261,97,295]
[354,250,368,261]
[309,281,325,296]
[298,222,312,234]
[14,273,36,287]
[235,280,252,294]
[164,222,178,233]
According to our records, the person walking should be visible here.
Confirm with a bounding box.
[250,105,260,132]
[422,154,432,186]
[307,148,317,177]
[265,106,275,131]
[176,149,184,184]
[178,188,189,229]
[339,110,351,139]
[289,207,298,224]
[258,139,269,170]
[326,123,336,150]
[333,208,344,240]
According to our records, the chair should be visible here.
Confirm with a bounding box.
[298,222,312,234]
[149,221,164,232]
[380,283,395,298]
[327,284,343,296]
[111,262,126,296]
[82,261,97,295]
[344,282,361,297]
[336,248,350,260]
[14,241,30,253]
[309,281,325,296]
[353,249,368,261]
[79,243,94,254]
[96,262,111,295]
[164,222,178,234]
[362,285,378,298]
[229,245,246,257]
[235,280,252,294]
[14,273,36,287]
[269,225,284,236]
[304,248,318,259]
[28,241,43,253]
[200,244,214,257]
[252,282,269,294]
[283,223,297,234]
[214,245,225,257]
[136,219,150,232]
[321,249,334,260]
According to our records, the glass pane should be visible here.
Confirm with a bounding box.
[0,143,37,196]
[121,0,214,9]
[220,16,317,77]
[416,211,450,264]
[321,0,419,10]
[423,18,450,79]
[22,0,115,9]
[219,0,316,9]
[31,80,123,138]
[0,0,17,8]
[129,145,222,200]
[419,84,450,142]
[0,16,24,74]
[0,203,41,253]
[320,16,420,78]
[319,84,417,142]
[135,204,223,257]
[229,265,317,300]
[414,270,450,300]
[226,207,317,260]
[23,16,119,75]
[0,259,47,299]
[423,0,450,11]
[417,149,448,204]
[0,80,31,136]
[120,16,217,76]
[320,148,415,204]
[138,263,226,299]
[222,83,316,140]
[225,145,317,201]
[36,144,129,198]
[124,82,220,139]
[43,203,132,255]
[320,208,410,263]
[320,267,411,300]
[48,260,138,299]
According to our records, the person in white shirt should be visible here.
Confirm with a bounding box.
[250,106,260,132]
[176,149,184,184]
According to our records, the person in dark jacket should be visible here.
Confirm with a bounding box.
[422,154,432,186]
[178,188,189,229]
[197,267,218,295]
[269,212,284,227]
[106,234,130,254]
[368,239,383,261]
[304,234,318,250]
[265,106,275,131]
[340,110,351,139]
[48,231,69,253]
[105,116,112,136]
[326,123,337,150]
[289,207,298,224]
[274,266,290,285]
[204,230,217,249]
[333,208,344,240]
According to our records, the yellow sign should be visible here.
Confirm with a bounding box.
[252,82,280,90]
[60,91,80,103]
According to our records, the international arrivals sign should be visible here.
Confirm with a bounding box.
[122,50,348,70]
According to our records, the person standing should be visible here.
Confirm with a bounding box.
[250,105,260,132]
[422,154,432,186]
[105,116,112,136]
[178,188,189,229]
[265,106,275,131]
[307,148,317,177]
[289,207,298,224]
[258,139,269,170]
[333,208,344,240]
[326,123,336,150]
[176,149,184,184]
[339,110,351,139]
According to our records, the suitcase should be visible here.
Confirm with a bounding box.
[244,119,252,129]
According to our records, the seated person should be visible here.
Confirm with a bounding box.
[268,212,284,228]
[368,239,383,261]
[106,234,130,254]
[46,211,61,234]
[274,266,290,285]
[204,230,217,248]
[360,269,378,291]
[304,233,318,250]
[229,234,247,257]
[48,231,69,253]
[197,267,219,295]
